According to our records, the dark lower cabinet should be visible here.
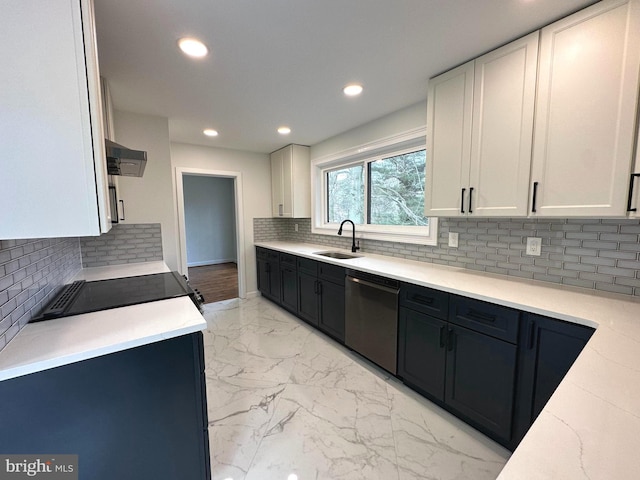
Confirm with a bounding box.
[257,247,280,302]
[445,324,517,441]
[296,258,346,342]
[318,275,345,341]
[398,307,446,401]
[279,254,297,313]
[398,283,519,447]
[512,313,594,445]
[0,333,210,480]
[297,269,319,326]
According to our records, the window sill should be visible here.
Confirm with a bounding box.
[311,219,438,246]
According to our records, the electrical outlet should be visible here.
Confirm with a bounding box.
[294,223,298,232]
[448,232,459,248]
[526,237,542,256]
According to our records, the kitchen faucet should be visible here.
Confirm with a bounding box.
[337,219,360,253]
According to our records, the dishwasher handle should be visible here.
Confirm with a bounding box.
[347,275,400,295]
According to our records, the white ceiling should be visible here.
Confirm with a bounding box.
[94,0,597,154]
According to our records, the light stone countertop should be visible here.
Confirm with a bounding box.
[256,241,640,480]
[0,262,206,382]
[71,260,170,281]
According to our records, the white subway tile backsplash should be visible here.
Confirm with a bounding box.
[79,224,163,267]
[254,217,640,297]
[0,237,81,351]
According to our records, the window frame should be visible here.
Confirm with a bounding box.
[311,127,438,246]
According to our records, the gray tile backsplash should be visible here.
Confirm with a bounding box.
[254,217,640,297]
[0,238,82,351]
[80,223,163,268]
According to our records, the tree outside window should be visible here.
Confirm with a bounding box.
[369,150,427,226]
[325,149,427,227]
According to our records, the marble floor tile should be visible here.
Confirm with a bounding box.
[246,384,398,480]
[202,296,510,480]
[289,331,390,395]
[206,376,286,480]
[386,379,510,480]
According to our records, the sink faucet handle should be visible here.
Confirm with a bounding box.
[353,240,360,253]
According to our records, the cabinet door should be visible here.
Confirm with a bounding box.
[290,145,311,218]
[514,315,594,444]
[530,0,640,217]
[469,32,538,217]
[318,280,345,342]
[0,334,210,479]
[256,257,270,297]
[281,146,293,217]
[0,0,111,238]
[425,61,475,217]
[271,148,285,216]
[398,307,447,401]
[280,264,298,313]
[267,258,281,302]
[297,270,319,326]
[445,324,517,441]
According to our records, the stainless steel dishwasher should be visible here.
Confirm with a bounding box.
[345,269,400,374]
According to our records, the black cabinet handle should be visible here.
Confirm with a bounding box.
[461,188,466,213]
[532,182,539,213]
[627,174,640,212]
[468,187,474,214]
[411,294,434,306]
[447,328,455,351]
[313,280,318,294]
[317,281,323,295]
[466,309,496,324]
[528,320,536,350]
[439,325,446,348]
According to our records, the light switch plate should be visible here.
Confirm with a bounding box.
[448,232,459,248]
[294,223,298,232]
[526,237,542,256]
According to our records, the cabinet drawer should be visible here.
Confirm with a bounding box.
[319,263,345,285]
[400,283,449,320]
[449,296,520,344]
[256,247,268,259]
[297,257,318,275]
[280,253,297,267]
[267,250,280,262]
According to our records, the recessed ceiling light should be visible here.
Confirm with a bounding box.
[343,84,363,96]
[178,37,208,58]
[277,126,291,135]
[203,129,218,137]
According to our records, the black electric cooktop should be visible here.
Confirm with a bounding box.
[31,272,204,322]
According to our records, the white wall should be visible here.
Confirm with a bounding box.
[113,111,179,270]
[171,142,271,294]
[183,175,237,266]
[310,101,427,160]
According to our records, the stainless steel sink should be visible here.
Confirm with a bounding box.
[313,251,361,260]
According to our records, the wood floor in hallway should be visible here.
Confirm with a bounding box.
[188,263,238,304]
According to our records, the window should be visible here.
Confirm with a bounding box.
[368,150,427,226]
[327,164,364,224]
[312,130,437,245]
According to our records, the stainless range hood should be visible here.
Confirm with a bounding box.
[105,139,147,177]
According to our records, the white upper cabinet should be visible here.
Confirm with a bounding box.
[425,61,474,217]
[0,0,111,239]
[271,144,310,218]
[530,0,640,217]
[470,32,539,217]
[425,32,538,217]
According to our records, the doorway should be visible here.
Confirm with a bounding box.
[176,167,246,302]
